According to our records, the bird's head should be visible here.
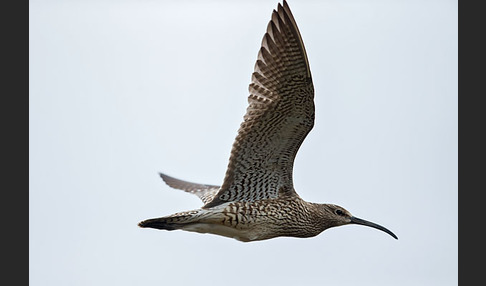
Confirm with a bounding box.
[319,204,398,239]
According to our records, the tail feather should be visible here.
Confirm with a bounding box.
[138,209,206,231]
[138,218,179,231]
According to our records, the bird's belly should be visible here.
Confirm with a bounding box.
[181,223,261,242]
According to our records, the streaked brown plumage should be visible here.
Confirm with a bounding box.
[138,0,397,242]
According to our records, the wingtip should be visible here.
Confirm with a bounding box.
[158,172,170,182]
[282,0,290,9]
[158,172,175,189]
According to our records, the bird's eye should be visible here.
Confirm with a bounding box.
[335,209,345,216]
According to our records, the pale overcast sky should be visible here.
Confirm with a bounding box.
[30,0,457,285]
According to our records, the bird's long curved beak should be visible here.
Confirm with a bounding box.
[350,217,398,239]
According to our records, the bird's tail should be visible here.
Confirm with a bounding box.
[138,217,180,230]
[138,209,206,231]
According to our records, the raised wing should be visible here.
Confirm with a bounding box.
[159,173,220,205]
[204,1,314,208]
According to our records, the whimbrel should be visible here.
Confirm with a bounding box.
[138,0,397,242]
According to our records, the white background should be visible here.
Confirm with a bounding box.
[30,0,457,285]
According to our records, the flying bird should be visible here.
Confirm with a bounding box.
[138,0,397,242]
